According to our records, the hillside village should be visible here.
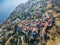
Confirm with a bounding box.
[0,0,60,45]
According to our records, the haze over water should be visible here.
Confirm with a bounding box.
[0,0,28,23]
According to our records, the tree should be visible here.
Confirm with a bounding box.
[2,36,8,45]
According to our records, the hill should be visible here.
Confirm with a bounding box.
[2,0,60,45]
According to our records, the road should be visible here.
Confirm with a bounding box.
[5,36,12,45]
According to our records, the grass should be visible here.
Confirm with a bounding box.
[55,18,60,26]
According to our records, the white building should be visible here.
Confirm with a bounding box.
[13,18,20,24]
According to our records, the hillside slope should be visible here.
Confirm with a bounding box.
[7,0,60,21]
[5,0,60,45]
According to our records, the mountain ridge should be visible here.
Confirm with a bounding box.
[7,0,48,21]
[5,0,60,24]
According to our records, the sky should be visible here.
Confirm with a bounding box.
[0,0,28,23]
